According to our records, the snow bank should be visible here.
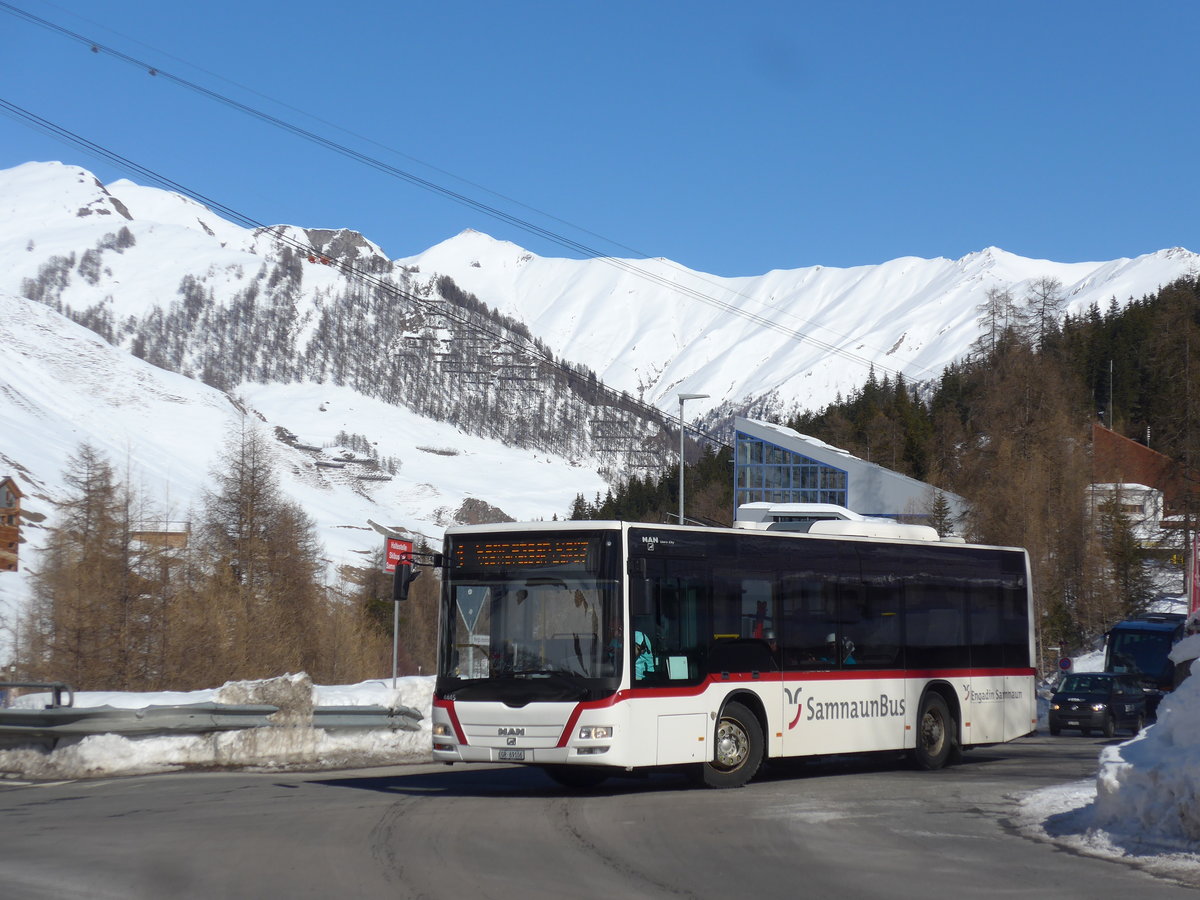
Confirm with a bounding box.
[0,675,437,780]
[1072,649,1106,673]
[1093,671,1200,848]
[1016,652,1200,879]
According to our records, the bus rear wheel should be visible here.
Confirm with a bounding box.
[913,692,956,770]
[700,701,764,789]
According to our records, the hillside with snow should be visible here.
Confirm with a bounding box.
[406,231,1199,421]
[0,287,608,623]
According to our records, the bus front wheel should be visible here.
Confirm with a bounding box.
[700,701,764,789]
[913,692,956,770]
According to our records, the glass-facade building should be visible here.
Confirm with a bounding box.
[734,429,848,508]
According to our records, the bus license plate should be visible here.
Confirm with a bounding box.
[498,749,525,761]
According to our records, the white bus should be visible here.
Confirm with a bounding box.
[431,520,1036,788]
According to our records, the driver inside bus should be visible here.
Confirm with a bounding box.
[634,629,656,679]
[607,624,656,679]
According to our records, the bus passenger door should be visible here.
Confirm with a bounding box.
[628,558,712,765]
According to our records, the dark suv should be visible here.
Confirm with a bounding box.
[1048,672,1147,737]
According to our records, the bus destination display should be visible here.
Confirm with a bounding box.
[454,537,593,570]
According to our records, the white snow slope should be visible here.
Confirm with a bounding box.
[0,287,607,620]
[403,231,1199,418]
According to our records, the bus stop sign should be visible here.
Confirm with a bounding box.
[384,538,413,573]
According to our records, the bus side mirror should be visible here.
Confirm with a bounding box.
[393,564,421,602]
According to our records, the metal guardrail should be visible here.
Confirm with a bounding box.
[0,681,75,708]
[0,699,424,745]
[0,702,278,739]
[312,705,424,731]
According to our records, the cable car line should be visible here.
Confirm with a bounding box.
[0,0,927,384]
[0,96,729,456]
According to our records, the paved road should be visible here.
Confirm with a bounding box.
[0,734,1195,898]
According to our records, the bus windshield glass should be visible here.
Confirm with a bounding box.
[439,531,621,698]
[1108,630,1174,679]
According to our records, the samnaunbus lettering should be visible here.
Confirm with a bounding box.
[805,693,906,721]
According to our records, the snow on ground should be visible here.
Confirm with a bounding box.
[237,380,605,556]
[1071,649,1106,674]
[1014,638,1200,882]
[0,674,435,780]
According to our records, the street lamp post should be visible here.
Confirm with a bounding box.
[677,392,709,525]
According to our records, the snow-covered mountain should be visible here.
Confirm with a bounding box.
[2,158,1198,622]
[405,231,1199,420]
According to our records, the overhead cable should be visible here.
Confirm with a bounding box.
[0,0,926,383]
[0,96,731,452]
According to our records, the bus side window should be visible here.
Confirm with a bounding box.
[844,582,901,668]
[779,575,836,668]
[906,584,968,668]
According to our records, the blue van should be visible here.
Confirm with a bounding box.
[1104,613,1186,712]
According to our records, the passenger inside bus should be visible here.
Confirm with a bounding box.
[824,633,856,664]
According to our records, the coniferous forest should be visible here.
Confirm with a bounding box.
[17,426,441,691]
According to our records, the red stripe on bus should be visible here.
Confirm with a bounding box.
[433,697,468,745]
[556,705,585,747]
[555,693,626,746]
[554,666,1035,741]
[623,667,1034,699]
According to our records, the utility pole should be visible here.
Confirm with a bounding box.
[677,393,709,524]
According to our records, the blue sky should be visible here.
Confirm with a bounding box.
[1,0,1195,276]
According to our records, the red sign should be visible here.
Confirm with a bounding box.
[1191,535,1200,615]
[384,537,413,573]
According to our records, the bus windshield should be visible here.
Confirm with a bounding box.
[438,530,621,701]
[1108,630,1174,679]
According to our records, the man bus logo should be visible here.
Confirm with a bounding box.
[498,727,525,736]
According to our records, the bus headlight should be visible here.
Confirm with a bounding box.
[433,723,452,737]
[578,726,613,740]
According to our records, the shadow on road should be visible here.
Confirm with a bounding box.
[305,734,1111,802]
[307,764,694,799]
[307,742,1037,799]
